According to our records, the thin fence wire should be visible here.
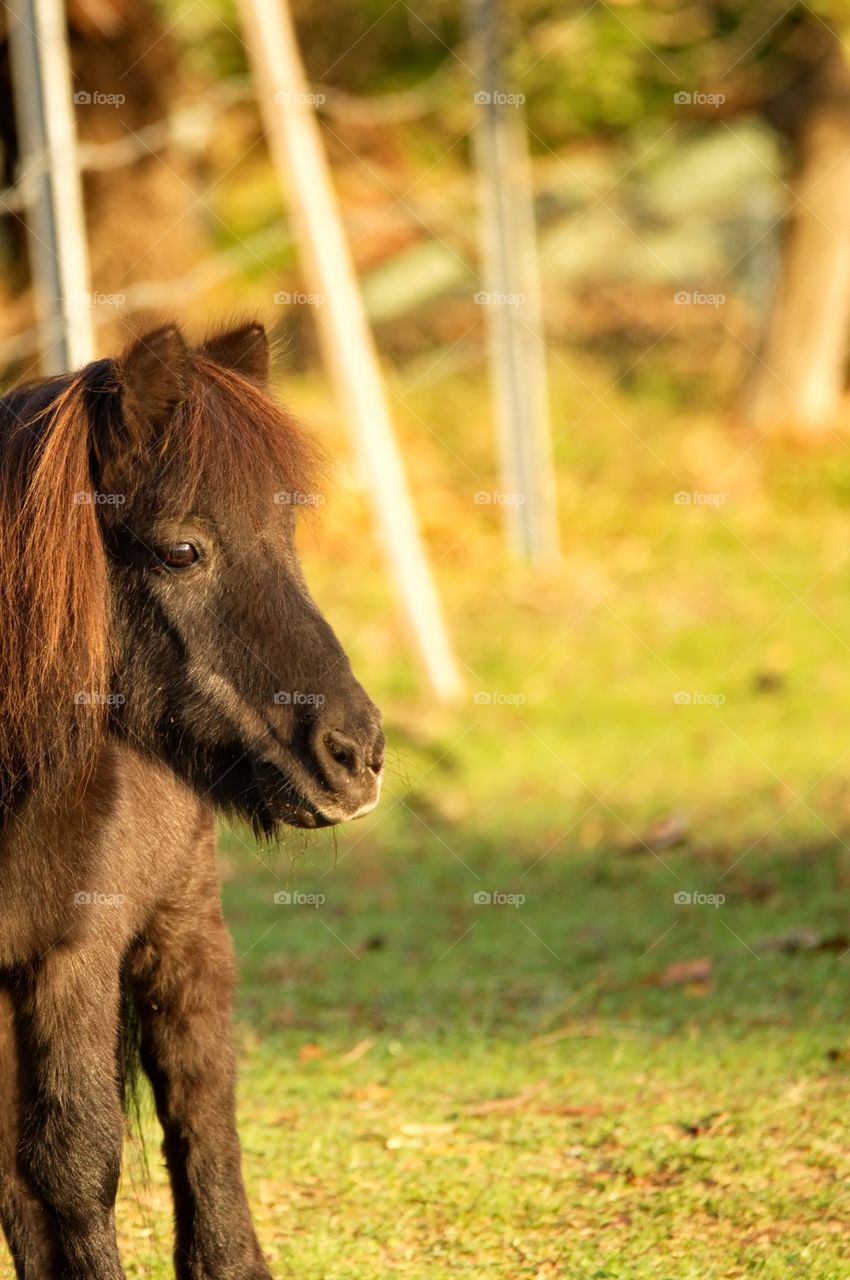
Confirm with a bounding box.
[0,64,463,367]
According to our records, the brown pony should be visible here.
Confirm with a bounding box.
[0,321,384,1279]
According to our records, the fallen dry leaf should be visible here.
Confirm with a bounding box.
[647,957,712,988]
[531,1020,650,1045]
[297,1043,324,1063]
[630,812,689,853]
[385,1122,454,1150]
[399,1122,454,1136]
[352,1082,393,1103]
[674,1110,728,1137]
[337,1037,376,1066]
[462,1082,548,1115]
[535,1103,609,1116]
[756,928,849,954]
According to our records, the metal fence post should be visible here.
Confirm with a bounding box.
[468,0,560,562]
[8,0,95,374]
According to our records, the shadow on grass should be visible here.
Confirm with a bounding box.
[219,819,850,1050]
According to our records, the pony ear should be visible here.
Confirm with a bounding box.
[117,325,190,437]
[200,322,269,385]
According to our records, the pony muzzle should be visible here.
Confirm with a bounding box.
[307,723,384,822]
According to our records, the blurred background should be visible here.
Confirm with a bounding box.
[4,2,850,1276]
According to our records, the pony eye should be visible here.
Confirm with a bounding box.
[161,542,199,570]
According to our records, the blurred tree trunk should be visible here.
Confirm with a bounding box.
[746,28,850,432]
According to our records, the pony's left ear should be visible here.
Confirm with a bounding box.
[200,322,269,385]
[117,324,191,440]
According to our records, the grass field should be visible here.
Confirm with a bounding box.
[8,358,850,1277]
[120,829,850,1280]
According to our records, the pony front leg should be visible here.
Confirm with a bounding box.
[127,875,271,1280]
[0,986,60,1280]
[15,948,126,1280]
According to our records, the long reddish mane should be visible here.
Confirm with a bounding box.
[0,327,322,807]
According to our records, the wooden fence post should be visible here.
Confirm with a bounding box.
[239,0,464,703]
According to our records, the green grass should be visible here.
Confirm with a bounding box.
[9,359,850,1277]
[113,827,850,1279]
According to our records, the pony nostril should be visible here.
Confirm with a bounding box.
[315,727,383,795]
[323,731,359,776]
